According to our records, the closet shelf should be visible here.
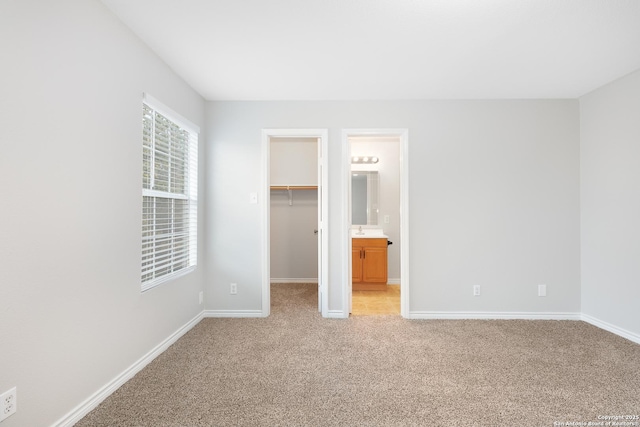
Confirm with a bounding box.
[270,185,317,206]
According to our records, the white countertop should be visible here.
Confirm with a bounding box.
[351,228,388,239]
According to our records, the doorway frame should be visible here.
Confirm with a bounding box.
[342,129,410,318]
[261,129,329,317]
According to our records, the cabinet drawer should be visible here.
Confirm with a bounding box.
[352,238,387,248]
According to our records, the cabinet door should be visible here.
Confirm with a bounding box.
[352,246,363,283]
[362,247,387,283]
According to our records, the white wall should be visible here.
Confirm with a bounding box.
[205,100,580,316]
[0,1,205,426]
[580,69,640,338]
[270,137,317,186]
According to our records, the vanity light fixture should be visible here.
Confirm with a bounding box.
[352,156,379,164]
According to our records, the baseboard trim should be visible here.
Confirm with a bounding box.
[408,311,582,320]
[52,311,204,427]
[270,278,318,284]
[387,278,401,285]
[581,313,640,345]
[325,309,347,318]
[204,309,265,318]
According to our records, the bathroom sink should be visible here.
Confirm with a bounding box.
[351,228,388,238]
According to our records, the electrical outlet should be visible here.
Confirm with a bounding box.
[0,387,17,422]
[473,285,481,296]
[199,291,203,304]
[230,283,238,295]
[538,284,547,297]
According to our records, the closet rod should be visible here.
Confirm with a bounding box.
[270,185,318,190]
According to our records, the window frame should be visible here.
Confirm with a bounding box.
[141,93,199,292]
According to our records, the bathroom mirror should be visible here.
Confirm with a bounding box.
[351,171,379,225]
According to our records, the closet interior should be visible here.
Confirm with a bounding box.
[269,137,319,284]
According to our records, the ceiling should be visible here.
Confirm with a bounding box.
[101,0,640,101]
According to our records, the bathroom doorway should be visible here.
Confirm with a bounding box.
[261,129,329,317]
[343,130,409,318]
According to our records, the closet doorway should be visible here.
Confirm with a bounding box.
[261,129,329,317]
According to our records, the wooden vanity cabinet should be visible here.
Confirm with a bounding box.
[352,238,388,291]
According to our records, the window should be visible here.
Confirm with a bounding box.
[141,94,198,291]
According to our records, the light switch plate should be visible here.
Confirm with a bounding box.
[538,284,547,297]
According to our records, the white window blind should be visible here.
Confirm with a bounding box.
[141,94,198,291]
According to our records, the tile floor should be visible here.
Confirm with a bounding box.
[351,284,400,316]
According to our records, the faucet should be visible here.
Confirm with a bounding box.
[357,226,364,235]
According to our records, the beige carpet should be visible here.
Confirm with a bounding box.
[77,283,640,426]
